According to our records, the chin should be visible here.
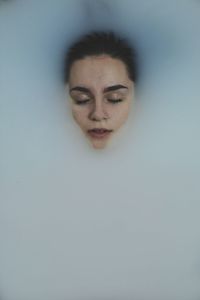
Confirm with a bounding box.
[86,131,114,150]
[87,135,111,149]
[91,141,107,149]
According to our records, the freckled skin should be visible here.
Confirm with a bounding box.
[68,55,135,149]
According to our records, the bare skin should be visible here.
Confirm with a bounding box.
[68,54,135,149]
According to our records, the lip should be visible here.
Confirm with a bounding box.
[87,128,113,139]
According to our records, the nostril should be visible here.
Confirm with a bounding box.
[90,110,104,119]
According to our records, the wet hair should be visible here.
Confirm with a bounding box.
[64,31,138,83]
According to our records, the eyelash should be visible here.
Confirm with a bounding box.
[108,99,123,103]
[75,100,90,105]
[75,99,123,105]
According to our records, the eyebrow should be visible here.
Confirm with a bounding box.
[70,84,128,94]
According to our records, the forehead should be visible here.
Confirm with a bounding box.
[69,55,131,88]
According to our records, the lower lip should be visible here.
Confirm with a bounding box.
[88,130,112,139]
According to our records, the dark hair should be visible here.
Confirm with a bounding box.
[64,31,138,83]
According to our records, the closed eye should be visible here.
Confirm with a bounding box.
[75,99,90,105]
[107,99,123,103]
[74,98,123,105]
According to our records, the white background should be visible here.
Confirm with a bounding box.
[1,1,200,299]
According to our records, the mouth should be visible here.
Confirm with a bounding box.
[87,128,113,139]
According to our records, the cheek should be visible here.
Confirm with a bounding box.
[111,102,131,127]
[72,107,88,126]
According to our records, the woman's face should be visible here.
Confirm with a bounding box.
[68,55,135,149]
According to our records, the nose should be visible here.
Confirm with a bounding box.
[89,100,108,121]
